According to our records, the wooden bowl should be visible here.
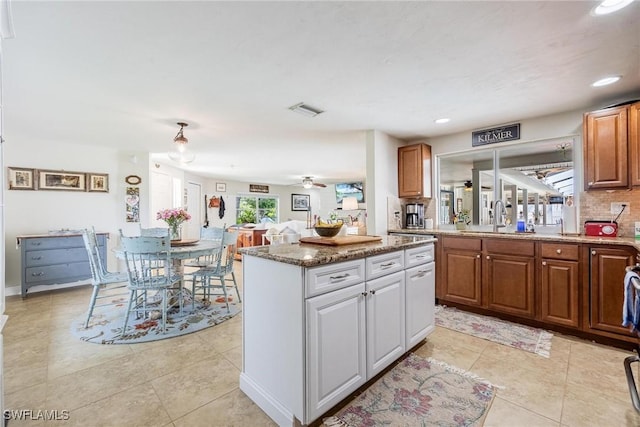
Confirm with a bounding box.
[314,223,343,237]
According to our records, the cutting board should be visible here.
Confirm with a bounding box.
[299,235,383,246]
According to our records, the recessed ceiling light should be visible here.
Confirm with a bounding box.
[592,0,635,15]
[288,102,324,117]
[434,118,450,124]
[591,75,622,87]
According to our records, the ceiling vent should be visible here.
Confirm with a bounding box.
[288,102,324,117]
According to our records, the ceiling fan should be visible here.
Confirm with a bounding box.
[299,176,327,188]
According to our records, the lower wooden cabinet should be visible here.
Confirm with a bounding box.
[440,237,482,306]
[588,246,636,336]
[485,252,535,319]
[541,259,579,327]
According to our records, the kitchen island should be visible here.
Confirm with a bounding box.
[239,235,436,426]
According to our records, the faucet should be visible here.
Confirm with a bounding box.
[493,199,506,232]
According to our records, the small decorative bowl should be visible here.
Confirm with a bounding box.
[314,223,343,237]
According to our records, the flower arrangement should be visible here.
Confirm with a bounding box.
[157,208,191,240]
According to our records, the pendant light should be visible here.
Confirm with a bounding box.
[168,122,195,164]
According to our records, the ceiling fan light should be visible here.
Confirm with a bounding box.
[591,75,621,87]
[592,0,634,15]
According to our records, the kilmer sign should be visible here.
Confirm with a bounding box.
[472,123,520,147]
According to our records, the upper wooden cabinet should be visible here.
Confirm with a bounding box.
[583,101,639,190]
[398,143,432,198]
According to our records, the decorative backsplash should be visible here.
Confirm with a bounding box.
[580,188,640,238]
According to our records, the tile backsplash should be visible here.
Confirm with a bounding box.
[580,188,640,237]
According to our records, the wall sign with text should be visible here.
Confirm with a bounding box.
[472,123,520,147]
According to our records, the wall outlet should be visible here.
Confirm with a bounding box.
[610,202,630,214]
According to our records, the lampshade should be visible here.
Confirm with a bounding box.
[342,197,358,210]
[168,122,195,164]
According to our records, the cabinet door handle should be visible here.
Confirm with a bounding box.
[380,262,395,269]
[361,291,368,297]
[370,289,376,295]
[416,254,427,259]
[556,249,562,254]
[30,256,42,260]
[486,255,490,260]
[476,254,481,258]
[31,272,44,277]
[592,250,596,256]
[542,261,547,266]
[329,273,350,282]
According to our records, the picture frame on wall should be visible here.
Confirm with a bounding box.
[38,169,86,191]
[291,193,310,211]
[7,167,36,190]
[87,173,109,192]
[216,182,226,192]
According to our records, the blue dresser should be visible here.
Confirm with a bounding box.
[18,232,108,297]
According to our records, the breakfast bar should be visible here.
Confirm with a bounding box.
[239,235,436,426]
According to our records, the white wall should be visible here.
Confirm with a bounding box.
[366,130,403,235]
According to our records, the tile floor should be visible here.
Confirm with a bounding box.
[5,267,640,426]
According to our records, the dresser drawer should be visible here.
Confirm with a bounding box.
[405,244,434,268]
[540,242,579,261]
[24,247,89,267]
[366,250,405,280]
[23,236,85,250]
[305,259,365,298]
[25,262,91,284]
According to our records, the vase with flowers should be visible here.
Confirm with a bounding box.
[157,208,191,241]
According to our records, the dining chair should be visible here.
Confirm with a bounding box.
[119,233,183,336]
[184,225,226,270]
[81,228,129,328]
[139,226,169,237]
[190,230,240,312]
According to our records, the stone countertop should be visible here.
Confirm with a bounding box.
[239,235,437,267]
[387,228,640,251]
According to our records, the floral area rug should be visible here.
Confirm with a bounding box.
[435,305,553,358]
[324,353,496,427]
[70,290,241,344]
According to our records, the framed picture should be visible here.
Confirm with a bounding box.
[38,169,86,191]
[7,167,36,190]
[87,173,109,192]
[216,182,226,192]
[291,193,310,211]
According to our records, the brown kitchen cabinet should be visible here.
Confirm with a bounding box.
[588,246,636,337]
[234,227,267,260]
[484,239,536,319]
[583,101,640,190]
[398,143,432,198]
[439,236,482,306]
[540,242,580,328]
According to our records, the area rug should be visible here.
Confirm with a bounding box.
[70,292,241,344]
[435,305,553,358]
[324,353,496,427]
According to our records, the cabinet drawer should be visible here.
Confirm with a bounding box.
[24,247,89,267]
[405,244,434,268]
[25,262,91,284]
[366,251,404,280]
[484,239,534,256]
[442,236,481,251]
[305,259,365,298]
[540,242,579,261]
[23,236,85,250]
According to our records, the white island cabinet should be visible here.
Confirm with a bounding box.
[239,236,436,426]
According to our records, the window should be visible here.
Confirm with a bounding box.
[236,195,279,224]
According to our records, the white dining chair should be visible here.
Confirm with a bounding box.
[119,233,183,336]
[81,227,128,328]
[190,230,240,312]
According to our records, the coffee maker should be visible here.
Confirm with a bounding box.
[405,203,425,229]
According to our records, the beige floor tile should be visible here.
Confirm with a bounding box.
[61,383,172,427]
[173,389,276,427]
[5,334,49,365]
[46,338,133,380]
[4,353,48,393]
[151,354,240,420]
[196,315,242,353]
[470,353,565,421]
[412,335,482,371]
[46,353,150,411]
[484,396,560,427]
[562,381,640,427]
[5,382,48,414]
[480,341,568,381]
[222,345,242,371]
